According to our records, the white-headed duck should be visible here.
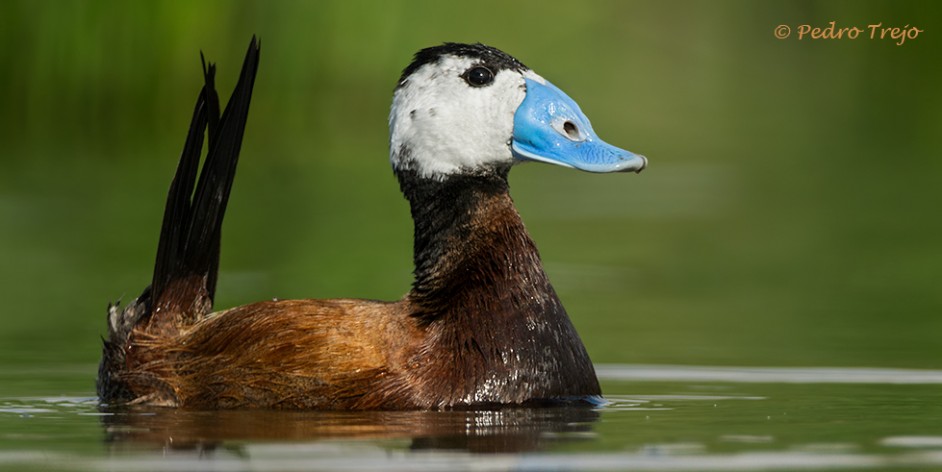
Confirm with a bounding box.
[98,38,646,409]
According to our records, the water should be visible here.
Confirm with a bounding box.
[3,365,942,471]
[2,1,941,471]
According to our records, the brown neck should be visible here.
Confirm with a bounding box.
[401,166,540,316]
[396,166,601,406]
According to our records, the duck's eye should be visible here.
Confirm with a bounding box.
[463,66,494,87]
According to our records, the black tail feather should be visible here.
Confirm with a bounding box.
[149,37,261,327]
[200,52,221,148]
[150,73,209,309]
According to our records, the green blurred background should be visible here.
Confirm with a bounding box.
[1,1,940,395]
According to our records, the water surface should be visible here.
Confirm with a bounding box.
[3,364,942,471]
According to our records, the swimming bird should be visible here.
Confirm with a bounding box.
[97,38,646,410]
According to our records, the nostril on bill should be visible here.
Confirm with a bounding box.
[563,121,579,140]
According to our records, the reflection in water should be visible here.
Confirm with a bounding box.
[100,404,600,455]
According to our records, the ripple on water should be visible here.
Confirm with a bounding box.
[596,364,942,384]
[881,436,942,448]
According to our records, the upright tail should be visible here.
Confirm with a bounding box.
[149,37,260,331]
[98,38,260,402]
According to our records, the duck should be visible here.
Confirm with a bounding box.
[97,37,647,410]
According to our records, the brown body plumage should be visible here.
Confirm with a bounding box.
[103,169,598,409]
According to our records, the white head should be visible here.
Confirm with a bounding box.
[389,43,646,181]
